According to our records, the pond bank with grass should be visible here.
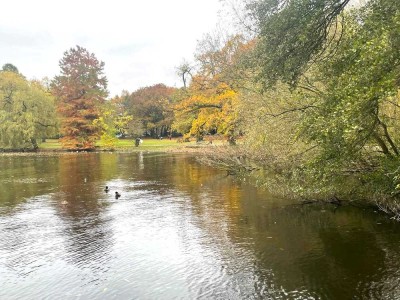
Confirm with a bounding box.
[33,138,224,153]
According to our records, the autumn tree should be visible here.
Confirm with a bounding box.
[173,34,250,143]
[52,46,108,150]
[0,71,58,150]
[174,82,239,143]
[122,84,176,137]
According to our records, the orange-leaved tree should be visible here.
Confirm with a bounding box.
[52,46,108,150]
[173,35,247,144]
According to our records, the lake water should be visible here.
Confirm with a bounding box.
[1,152,400,299]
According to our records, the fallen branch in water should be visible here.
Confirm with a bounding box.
[198,146,260,176]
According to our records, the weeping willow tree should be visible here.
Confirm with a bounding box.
[0,71,58,150]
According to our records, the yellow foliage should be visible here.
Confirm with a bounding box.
[173,82,239,141]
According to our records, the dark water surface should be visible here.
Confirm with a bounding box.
[1,152,400,299]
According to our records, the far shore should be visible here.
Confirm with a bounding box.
[0,138,226,155]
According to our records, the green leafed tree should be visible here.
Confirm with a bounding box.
[0,71,58,150]
[1,63,19,74]
[248,0,351,87]
[239,0,400,210]
[93,100,133,148]
[52,46,108,150]
[294,0,400,200]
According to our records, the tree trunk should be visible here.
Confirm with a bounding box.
[372,132,391,157]
[380,121,399,156]
[30,138,39,151]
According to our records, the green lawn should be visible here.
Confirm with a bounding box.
[38,138,201,151]
[38,139,63,149]
[97,138,193,151]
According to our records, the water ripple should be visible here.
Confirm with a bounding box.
[2,153,400,299]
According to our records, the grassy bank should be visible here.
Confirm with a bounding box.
[38,138,224,152]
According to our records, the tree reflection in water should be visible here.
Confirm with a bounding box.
[1,152,400,299]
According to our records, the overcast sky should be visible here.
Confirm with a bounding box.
[0,0,224,96]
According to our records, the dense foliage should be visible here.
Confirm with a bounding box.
[0,71,57,150]
[248,0,350,87]
[227,0,400,216]
[118,84,176,138]
[52,46,108,150]
[172,35,250,143]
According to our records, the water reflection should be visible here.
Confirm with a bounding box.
[0,152,400,299]
[54,154,114,277]
[0,155,60,207]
